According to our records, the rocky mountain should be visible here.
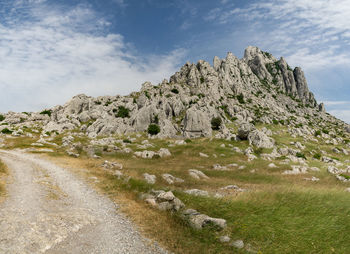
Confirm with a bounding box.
[0,46,348,142]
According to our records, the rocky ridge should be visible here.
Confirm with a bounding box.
[0,46,348,141]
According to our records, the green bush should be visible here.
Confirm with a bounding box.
[200,77,205,83]
[1,128,12,134]
[123,139,132,143]
[313,153,321,160]
[237,93,245,104]
[322,129,329,134]
[211,117,222,130]
[40,109,52,117]
[0,115,4,121]
[147,124,160,135]
[115,106,130,118]
[171,88,179,94]
[296,152,307,160]
[272,119,279,125]
[314,130,321,137]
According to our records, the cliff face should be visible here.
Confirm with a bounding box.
[0,46,347,139]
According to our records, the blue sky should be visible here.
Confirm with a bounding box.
[0,0,350,123]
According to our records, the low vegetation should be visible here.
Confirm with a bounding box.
[2,123,337,253]
[0,159,7,198]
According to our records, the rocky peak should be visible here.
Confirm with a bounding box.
[1,46,343,140]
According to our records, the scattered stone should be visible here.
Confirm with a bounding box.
[184,189,209,197]
[231,240,244,249]
[102,160,123,170]
[199,152,209,158]
[158,148,171,157]
[268,163,277,168]
[134,150,156,159]
[282,165,308,175]
[212,164,228,170]
[219,236,231,243]
[183,210,227,230]
[162,174,184,184]
[188,169,209,180]
[143,173,156,184]
[304,176,320,182]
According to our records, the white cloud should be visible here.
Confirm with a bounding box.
[0,2,187,112]
[323,101,350,106]
[328,110,350,124]
[205,0,350,71]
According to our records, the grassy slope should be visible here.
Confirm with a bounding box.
[4,124,350,253]
[0,159,7,198]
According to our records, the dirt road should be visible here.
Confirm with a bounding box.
[0,150,166,254]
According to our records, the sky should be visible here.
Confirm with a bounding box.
[0,0,350,123]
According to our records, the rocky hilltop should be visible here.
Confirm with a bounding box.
[0,46,348,141]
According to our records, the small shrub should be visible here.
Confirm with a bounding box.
[123,139,132,143]
[200,77,205,83]
[340,174,350,180]
[171,88,179,94]
[211,117,222,130]
[272,119,279,125]
[147,124,160,135]
[185,139,192,143]
[152,115,159,124]
[237,93,245,104]
[279,120,285,125]
[313,153,321,160]
[40,109,52,117]
[95,101,102,105]
[322,129,329,134]
[1,128,12,134]
[115,106,130,118]
[314,130,321,137]
[296,152,307,160]
[0,115,4,121]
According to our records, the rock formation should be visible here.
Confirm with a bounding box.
[0,46,348,141]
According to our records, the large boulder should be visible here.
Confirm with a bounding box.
[248,130,274,148]
[237,122,256,140]
[183,108,212,138]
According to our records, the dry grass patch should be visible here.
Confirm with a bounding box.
[0,159,8,200]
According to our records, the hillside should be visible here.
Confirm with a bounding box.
[1,47,350,253]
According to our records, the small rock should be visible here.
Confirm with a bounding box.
[157,191,175,202]
[188,169,209,180]
[231,240,244,249]
[162,174,184,184]
[184,189,209,197]
[268,163,277,168]
[219,235,231,243]
[143,173,156,184]
[199,152,209,158]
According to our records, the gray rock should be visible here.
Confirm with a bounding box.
[238,123,256,140]
[248,130,274,148]
[162,174,184,184]
[183,108,212,138]
[231,240,244,249]
[219,236,231,243]
[143,173,156,184]
[184,189,209,197]
[188,169,209,180]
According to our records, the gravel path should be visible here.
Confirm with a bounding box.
[0,150,167,254]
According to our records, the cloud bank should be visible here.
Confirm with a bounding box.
[0,1,186,112]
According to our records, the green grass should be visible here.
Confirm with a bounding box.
[0,160,7,196]
[5,120,350,253]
